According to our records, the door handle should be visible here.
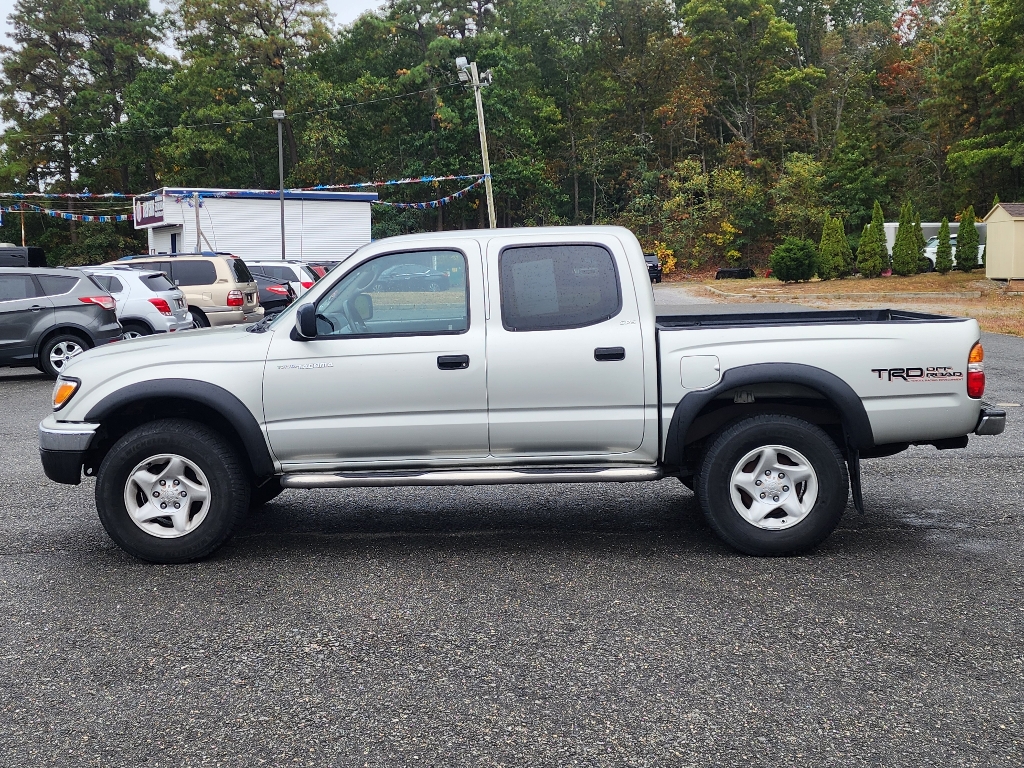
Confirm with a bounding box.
[594,347,625,361]
[437,354,470,370]
[29,305,44,312]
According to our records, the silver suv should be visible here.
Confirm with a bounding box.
[0,267,122,377]
[82,267,192,338]
[245,260,320,296]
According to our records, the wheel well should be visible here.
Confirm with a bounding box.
[36,326,92,357]
[680,384,847,472]
[84,398,253,479]
[121,317,153,332]
[188,306,207,318]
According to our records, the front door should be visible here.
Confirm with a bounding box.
[485,239,647,458]
[263,244,488,468]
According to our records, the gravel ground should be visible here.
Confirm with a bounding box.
[1,331,1022,767]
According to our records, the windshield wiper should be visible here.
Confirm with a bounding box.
[246,314,277,333]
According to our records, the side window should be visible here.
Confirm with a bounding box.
[499,244,621,331]
[258,265,290,281]
[171,260,217,286]
[107,276,125,293]
[36,275,80,297]
[89,275,112,292]
[231,259,254,283]
[0,274,38,302]
[315,250,468,337]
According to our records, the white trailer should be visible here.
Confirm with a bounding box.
[883,221,986,255]
[133,187,377,262]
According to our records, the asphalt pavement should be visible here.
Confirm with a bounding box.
[1,328,1022,767]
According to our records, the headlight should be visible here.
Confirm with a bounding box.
[52,377,80,411]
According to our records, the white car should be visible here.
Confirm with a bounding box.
[83,266,192,338]
[922,234,985,269]
[244,260,319,296]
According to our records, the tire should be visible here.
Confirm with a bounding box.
[190,309,210,329]
[249,477,283,513]
[121,321,152,339]
[95,418,250,563]
[697,415,848,556]
[427,281,441,292]
[40,333,90,379]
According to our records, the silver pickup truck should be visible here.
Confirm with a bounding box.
[39,226,1005,562]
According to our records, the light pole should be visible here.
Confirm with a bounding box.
[273,109,286,259]
[456,57,496,229]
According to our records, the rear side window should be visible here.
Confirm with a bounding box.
[91,275,124,293]
[141,273,174,292]
[128,261,171,277]
[171,260,217,286]
[499,244,621,331]
[254,265,292,281]
[231,258,254,283]
[36,275,80,297]
[301,265,319,282]
[0,274,38,301]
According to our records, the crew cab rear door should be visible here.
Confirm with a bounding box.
[484,237,646,457]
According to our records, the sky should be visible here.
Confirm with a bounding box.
[0,0,386,45]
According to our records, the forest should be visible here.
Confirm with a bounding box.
[0,0,1022,268]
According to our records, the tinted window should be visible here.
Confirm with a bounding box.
[315,250,468,337]
[0,274,38,301]
[141,273,174,292]
[129,261,171,277]
[301,266,319,282]
[171,260,217,286]
[255,265,292,281]
[36,275,80,297]
[231,259,253,283]
[93,276,125,293]
[499,244,621,331]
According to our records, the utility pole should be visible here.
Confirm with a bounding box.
[274,109,286,259]
[457,58,496,229]
[193,191,201,252]
[20,206,25,247]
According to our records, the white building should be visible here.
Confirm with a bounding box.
[133,187,377,262]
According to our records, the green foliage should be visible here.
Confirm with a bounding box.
[935,217,954,274]
[816,216,848,280]
[957,205,979,271]
[891,200,920,276]
[770,236,818,282]
[856,200,886,278]
[836,219,855,274]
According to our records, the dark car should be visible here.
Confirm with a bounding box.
[0,267,122,378]
[714,267,756,279]
[374,263,450,292]
[643,253,663,283]
[252,272,296,314]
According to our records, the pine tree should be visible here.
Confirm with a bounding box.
[913,210,926,272]
[856,201,886,278]
[957,205,979,271]
[935,217,954,274]
[817,216,843,280]
[891,200,918,276]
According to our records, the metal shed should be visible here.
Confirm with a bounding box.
[133,187,377,263]
[982,203,1024,280]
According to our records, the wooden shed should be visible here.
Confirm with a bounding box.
[983,202,1024,279]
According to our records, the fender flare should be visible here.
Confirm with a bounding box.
[664,362,875,466]
[84,378,275,479]
[35,323,98,356]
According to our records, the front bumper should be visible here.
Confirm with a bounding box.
[975,404,1007,435]
[39,420,99,485]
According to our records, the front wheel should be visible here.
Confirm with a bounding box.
[95,419,250,563]
[697,415,848,556]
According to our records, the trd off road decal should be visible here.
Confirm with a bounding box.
[871,366,963,382]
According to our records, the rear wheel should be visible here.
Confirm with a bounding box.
[40,333,90,379]
[121,321,152,339]
[95,419,250,563]
[697,415,848,556]
[190,309,210,329]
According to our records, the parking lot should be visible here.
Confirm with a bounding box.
[1,331,1022,767]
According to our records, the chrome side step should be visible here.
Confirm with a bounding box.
[280,466,663,489]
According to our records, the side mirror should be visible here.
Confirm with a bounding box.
[295,303,317,339]
[353,293,373,321]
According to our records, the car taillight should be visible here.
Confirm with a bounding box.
[301,281,313,289]
[148,298,173,315]
[267,284,289,296]
[79,296,116,311]
[227,289,244,307]
[967,342,985,399]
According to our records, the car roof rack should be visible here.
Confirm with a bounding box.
[117,251,235,260]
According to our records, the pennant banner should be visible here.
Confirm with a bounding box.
[0,204,133,222]
[301,174,487,191]
[372,177,487,209]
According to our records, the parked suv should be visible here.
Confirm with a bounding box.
[108,253,262,328]
[245,260,319,296]
[0,267,122,378]
[82,266,192,337]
